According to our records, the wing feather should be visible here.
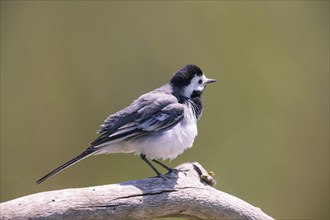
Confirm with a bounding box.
[91,91,183,148]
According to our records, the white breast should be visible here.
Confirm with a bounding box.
[94,105,198,160]
[134,105,198,160]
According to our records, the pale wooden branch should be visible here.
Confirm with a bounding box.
[0,162,274,220]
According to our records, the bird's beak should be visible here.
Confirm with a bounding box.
[206,78,217,84]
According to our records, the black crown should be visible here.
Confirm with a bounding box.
[170,64,203,88]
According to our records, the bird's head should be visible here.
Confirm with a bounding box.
[170,64,216,99]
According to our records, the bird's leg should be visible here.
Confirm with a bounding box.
[152,159,174,173]
[140,154,162,177]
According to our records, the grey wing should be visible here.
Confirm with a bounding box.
[91,102,184,147]
[137,103,184,132]
[91,92,181,147]
[97,91,175,134]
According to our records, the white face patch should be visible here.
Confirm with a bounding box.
[182,74,208,98]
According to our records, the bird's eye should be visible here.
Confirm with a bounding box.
[198,79,203,84]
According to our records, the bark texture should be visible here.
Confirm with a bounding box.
[0,162,274,220]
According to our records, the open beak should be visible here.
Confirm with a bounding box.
[206,78,217,84]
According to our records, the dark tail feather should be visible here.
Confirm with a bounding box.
[36,148,95,184]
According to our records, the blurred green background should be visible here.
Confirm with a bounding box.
[1,1,329,219]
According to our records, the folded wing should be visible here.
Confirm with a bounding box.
[91,95,184,148]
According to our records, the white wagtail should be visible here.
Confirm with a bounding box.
[36,64,216,184]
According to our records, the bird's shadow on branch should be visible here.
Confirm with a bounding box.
[119,169,181,202]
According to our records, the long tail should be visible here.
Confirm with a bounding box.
[36,148,96,184]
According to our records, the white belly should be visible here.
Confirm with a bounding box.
[94,110,198,160]
[134,118,198,160]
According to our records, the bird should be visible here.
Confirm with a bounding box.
[36,64,216,184]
